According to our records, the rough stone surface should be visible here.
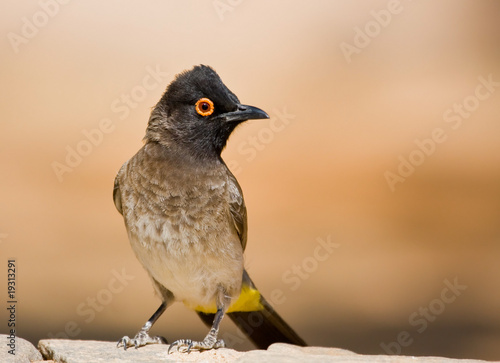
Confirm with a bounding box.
[238,344,499,362]
[0,334,43,363]
[38,339,244,362]
[34,339,499,363]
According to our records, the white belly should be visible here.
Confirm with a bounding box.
[127,214,243,307]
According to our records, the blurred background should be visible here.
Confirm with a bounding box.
[1,0,500,360]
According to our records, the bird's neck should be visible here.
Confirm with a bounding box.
[143,139,225,171]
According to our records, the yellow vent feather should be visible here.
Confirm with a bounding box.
[186,285,263,314]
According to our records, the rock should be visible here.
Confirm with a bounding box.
[38,339,244,362]
[0,334,43,363]
[36,339,498,363]
[237,343,498,363]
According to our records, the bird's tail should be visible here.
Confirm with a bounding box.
[197,270,306,349]
[226,293,307,349]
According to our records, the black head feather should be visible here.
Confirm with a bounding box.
[145,65,245,159]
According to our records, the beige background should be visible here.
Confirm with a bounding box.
[1,0,500,360]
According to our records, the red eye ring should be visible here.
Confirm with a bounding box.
[195,98,214,116]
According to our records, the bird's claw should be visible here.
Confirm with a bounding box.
[168,337,225,354]
[117,331,167,350]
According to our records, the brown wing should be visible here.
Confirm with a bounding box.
[113,162,128,216]
[227,170,248,251]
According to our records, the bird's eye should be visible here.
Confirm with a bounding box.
[195,98,215,116]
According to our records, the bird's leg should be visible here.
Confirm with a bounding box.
[169,290,229,353]
[117,302,168,350]
[168,308,225,353]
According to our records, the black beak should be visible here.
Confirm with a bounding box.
[222,104,269,123]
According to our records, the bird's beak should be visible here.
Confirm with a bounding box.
[222,104,270,123]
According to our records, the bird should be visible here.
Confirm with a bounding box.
[113,65,306,353]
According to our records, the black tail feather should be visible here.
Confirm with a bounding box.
[196,272,306,349]
[226,294,306,349]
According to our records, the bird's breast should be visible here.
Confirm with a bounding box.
[119,155,244,305]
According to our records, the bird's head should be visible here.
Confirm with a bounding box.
[145,65,269,159]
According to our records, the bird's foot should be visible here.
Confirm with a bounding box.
[168,335,225,353]
[117,330,167,350]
